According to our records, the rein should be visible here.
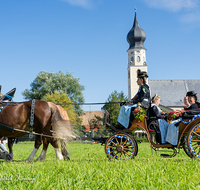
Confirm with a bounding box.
[184,108,200,112]
[13,128,68,140]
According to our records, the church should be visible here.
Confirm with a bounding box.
[80,10,200,131]
[127,10,200,111]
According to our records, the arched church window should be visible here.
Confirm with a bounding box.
[137,56,140,62]
[131,57,134,62]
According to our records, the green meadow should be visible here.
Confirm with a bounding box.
[0,141,200,190]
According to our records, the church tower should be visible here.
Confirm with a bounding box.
[127,9,147,99]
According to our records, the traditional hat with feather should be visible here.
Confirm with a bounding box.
[137,69,148,78]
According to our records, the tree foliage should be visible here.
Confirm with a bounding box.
[88,115,113,137]
[102,90,129,126]
[42,92,78,124]
[22,71,85,115]
[88,115,103,130]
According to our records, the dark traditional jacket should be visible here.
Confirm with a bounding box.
[149,104,165,120]
[132,84,150,109]
[147,104,163,144]
[184,103,199,110]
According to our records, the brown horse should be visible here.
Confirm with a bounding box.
[0,100,75,161]
[34,102,73,161]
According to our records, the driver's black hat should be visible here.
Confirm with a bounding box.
[186,91,197,96]
[137,69,148,78]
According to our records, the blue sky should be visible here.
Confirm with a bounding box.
[0,0,200,111]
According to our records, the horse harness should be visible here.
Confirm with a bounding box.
[29,99,35,139]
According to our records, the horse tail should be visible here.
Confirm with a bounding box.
[47,102,77,141]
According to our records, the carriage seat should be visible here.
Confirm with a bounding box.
[182,109,200,119]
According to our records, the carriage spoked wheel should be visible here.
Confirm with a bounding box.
[187,122,200,159]
[182,136,193,158]
[105,132,138,160]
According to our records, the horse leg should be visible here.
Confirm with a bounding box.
[50,137,64,160]
[36,137,49,161]
[37,136,64,160]
[8,138,14,160]
[25,135,42,162]
[60,139,70,160]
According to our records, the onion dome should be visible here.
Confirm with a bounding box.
[127,10,146,50]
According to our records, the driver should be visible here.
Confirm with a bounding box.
[130,69,150,109]
[117,70,150,128]
[0,85,2,100]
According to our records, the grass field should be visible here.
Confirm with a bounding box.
[0,141,200,190]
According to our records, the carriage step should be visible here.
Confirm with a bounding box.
[160,154,172,158]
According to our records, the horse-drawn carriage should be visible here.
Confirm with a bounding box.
[1,85,200,161]
[102,104,200,160]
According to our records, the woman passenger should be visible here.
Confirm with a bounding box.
[148,94,179,145]
[148,94,166,144]
[184,91,199,110]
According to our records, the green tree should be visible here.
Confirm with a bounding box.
[88,115,112,138]
[102,90,129,126]
[22,71,85,115]
[42,92,77,124]
[88,115,102,130]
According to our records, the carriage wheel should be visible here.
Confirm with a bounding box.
[182,136,193,158]
[187,122,200,159]
[105,132,138,160]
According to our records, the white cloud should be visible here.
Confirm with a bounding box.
[143,0,199,12]
[142,0,200,24]
[180,11,200,23]
[60,0,94,9]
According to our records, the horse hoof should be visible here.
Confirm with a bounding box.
[6,154,13,161]
[25,159,33,163]
[36,157,45,161]
[64,156,70,160]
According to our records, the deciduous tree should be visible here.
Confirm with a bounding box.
[42,92,77,124]
[22,71,85,115]
[102,90,129,126]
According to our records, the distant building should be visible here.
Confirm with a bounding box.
[127,9,200,110]
[79,111,104,132]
